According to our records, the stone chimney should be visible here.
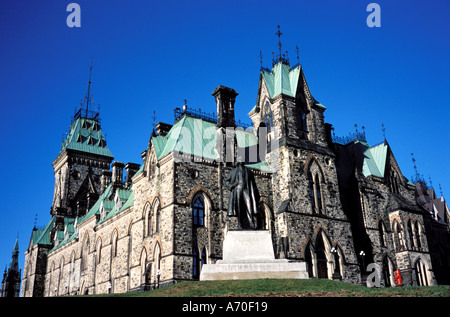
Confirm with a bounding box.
[212,85,238,128]
[101,170,112,193]
[112,161,125,185]
[124,162,140,188]
[155,122,173,137]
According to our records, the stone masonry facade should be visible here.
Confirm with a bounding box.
[21,49,449,297]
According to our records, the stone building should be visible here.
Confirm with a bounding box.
[21,35,449,296]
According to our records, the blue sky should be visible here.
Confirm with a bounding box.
[0,0,449,280]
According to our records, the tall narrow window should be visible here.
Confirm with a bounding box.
[193,195,205,227]
[193,247,200,279]
[315,173,323,214]
[394,222,405,251]
[408,220,415,249]
[414,222,422,249]
[264,102,274,132]
[154,200,161,233]
[111,230,118,258]
[308,172,316,213]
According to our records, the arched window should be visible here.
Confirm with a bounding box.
[81,236,89,271]
[96,238,102,264]
[394,221,405,251]
[193,195,205,227]
[315,173,323,214]
[154,200,161,234]
[414,221,422,249]
[307,159,325,215]
[308,172,316,213]
[143,202,151,237]
[111,230,118,258]
[408,220,415,249]
[415,258,429,286]
[153,243,161,287]
[264,102,274,133]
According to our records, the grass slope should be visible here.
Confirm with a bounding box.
[99,279,450,297]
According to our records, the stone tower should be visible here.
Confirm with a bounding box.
[249,28,360,281]
[1,238,21,297]
[21,68,114,297]
[50,67,114,232]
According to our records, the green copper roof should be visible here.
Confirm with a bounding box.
[58,117,114,158]
[261,62,301,99]
[362,141,388,178]
[151,115,270,172]
[32,216,55,246]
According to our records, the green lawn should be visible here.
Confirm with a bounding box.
[93,279,450,297]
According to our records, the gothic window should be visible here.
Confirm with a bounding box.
[389,170,400,194]
[192,195,205,227]
[264,102,274,133]
[315,173,323,214]
[153,243,161,287]
[144,202,151,237]
[308,172,316,212]
[307,160,325,215]
[154,200,161,233]
[415,259,429,286]
[408,220,415,249]
[414,221,422,249]
[111,230,118,258]
[96,238,102,264]
[81,236,89,271]
[394,221,405,251]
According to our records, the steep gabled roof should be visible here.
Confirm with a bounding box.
[58,117,113,158]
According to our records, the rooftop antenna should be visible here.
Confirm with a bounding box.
[86,58,93,115]
[411,153,422,183]
[152,110,157,130]
[259,50,263,68]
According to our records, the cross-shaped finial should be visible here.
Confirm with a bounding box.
[276,25,283,58]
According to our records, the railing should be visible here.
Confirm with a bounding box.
[174,107,252,129]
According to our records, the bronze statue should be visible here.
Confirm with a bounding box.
[225,162,260,229]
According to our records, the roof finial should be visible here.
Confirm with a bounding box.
[296,45,300,64]
[381,123,386,141]
[439,183,443,197]
[276,25,283,55]
[86,58,93,114]
[259,50,263,68]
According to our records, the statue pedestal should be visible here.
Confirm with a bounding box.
[200,230,309,281]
